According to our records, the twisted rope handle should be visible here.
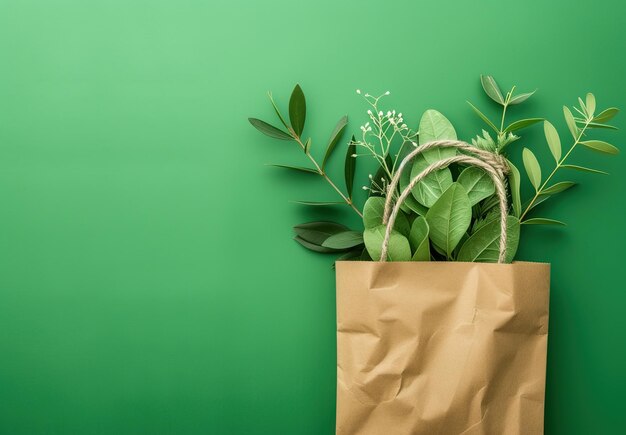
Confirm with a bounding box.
[379,140,510,263]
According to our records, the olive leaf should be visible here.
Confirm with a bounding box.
[562,164,608,175]
[457,215,520,263]
[580,140,619,155]
[293,221,349,245]
[344,136,357,198]
[322,231,364,249]
[542,181,575,195]
[544,121,561,162]
[481,75,505,105]
[522,148,542,191]
[364,226,411,262]
[563,106,578,138]
[425,183,472,257]
[593,107,619,123]
[522,218,566,226]
[504,118,543,133]
[249,118,293,140]
[508,90,536,105]
[507,159,522,218]
[586,93,596,117]
[467,101,499,132]
[409,216,430,261]
[322,115,348,168]
[268,164,318,174]
[457,167,495,206]
[294,236,342,253]
[289,84,306,136]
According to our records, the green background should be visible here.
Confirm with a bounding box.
[0,0,624,433]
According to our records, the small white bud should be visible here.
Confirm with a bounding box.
[385,91,391,95]
[398,112,402,117]
[378,111,383,116]
[356,89,361,94]
[368,174,373,179]
[362,186,369,190]
[367,109,372,115]
[401,124,407,128]
[351,154,358,157]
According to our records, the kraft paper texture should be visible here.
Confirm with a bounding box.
[335,261,550,434]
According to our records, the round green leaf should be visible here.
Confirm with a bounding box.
[457,167,495,206]
[364,226,411,262]
[425,183,472,257]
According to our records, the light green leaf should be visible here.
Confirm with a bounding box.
[586,93,596,117]
[541,181,575,195]
[419,109,458,144]
[563,106,578,138]
[322,115,348,168]
[543,121,561,162]
[480,75,505,105]
[457,215,520,263]
[507,159,522,217]
[293,221,349,245]
[409,216,430,261]
[362,196,410,236]
[288,84,306,136]
[322,231,364,249]
[593,107,619,123]
[364,226,411,262]
[580,140,619,155]
[522,218,566,226]
[294,236,342,253]
[268,164,318,174]
[410,162,453,207]
[522,148,542,191]
[457,167,495,206]
[345,136,357,197]
[504,118,543,133]
[584,121,618,130]
[508,90,536,105]
[467,101,499,132]
[249,118,293,140]
[562,164,608,175]
[425,183,472,257]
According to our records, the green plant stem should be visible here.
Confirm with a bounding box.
[291,131,363,218]
[520,119,591,221]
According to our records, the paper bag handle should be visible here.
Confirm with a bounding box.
[380,140,510,263]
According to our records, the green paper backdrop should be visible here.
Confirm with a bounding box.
[1,0,624,433]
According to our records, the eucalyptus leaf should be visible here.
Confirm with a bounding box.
[322,231,364,249]
[268,164,318,174]
[480,75,505,105]
[522,218,566,226]
[593,107,619,123]
[507,159,522,218]
[522,148,542,191]
[345,136,357,198]
[457,215,520,263]
[288,84,306,136]
[457,167,495,206]
[544,121,561,162]
[409,216,430,261]
[467,101,498,132]
[249,118,293,140]
[541,181,575,195]
[563,106,578,138]
[294,236,342,253]
[364,226,411,262]
[580,140,619,155]
[322,115,348,168]
[504,118,543,133]
[508,90,536,105]
[562,164,608,175]
[293,221,349,245]
[425,183,472,257]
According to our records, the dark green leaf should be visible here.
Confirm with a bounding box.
[593,107,619,123]
[294,236,342,253]
[522,218,566,226]
[293,221,349,245]
[580,140,619,155]
[457,215,520,263]
[480,75,505,105]
[249,118,293,140]
[322,231,364,249]
[293,200,346,206]
[288,84,306,136]
[504,118,543,133]
[304,138,311,154]
[267,92,289,128]
[562,164,608,175]
[345,136,356,198]
[467,101,498,132]
[541,181,575,195]
[335,250,363,262]
[322,115,348,168]
[522,148,542,191]
[508,90,536,105]
[268,164,318,174]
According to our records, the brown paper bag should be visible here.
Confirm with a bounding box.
[335,141,550,434]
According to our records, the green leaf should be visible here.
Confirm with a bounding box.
[507,159,522,217]
[480,75,505,105]
[541,181,575,195]
[563,106,578,138]
[457,167,495,206]
[293,221,349,245]
[267,92,289,128]
[584,121,618,130]
[467,101,499,132]
[293,200,346,206]
[344,136,356,198]
[304,138,311,154]
[396,142,429,215]
[580,140,620,155]
[409,216,430,261]
[562,164,608,175]
[364,225,411,262]
[335,249,363,262]
[508,90,536,105]
[410,162,453,208]
[425,183,472,257]
[522,218,566,226]
[586,93,596,117]
[504,118,543,133]
[288,84,306,136]
[322,231,364,249]
[593,107,619,123]
[522,148,542,191]
[268,164,318,174]
[249,118,293,140]
[322,115,348,168]
[363,196,410,236]
[457,215,520,263]
[419,109,458,144]
[543,120,561,162]
[294,236,343,253]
